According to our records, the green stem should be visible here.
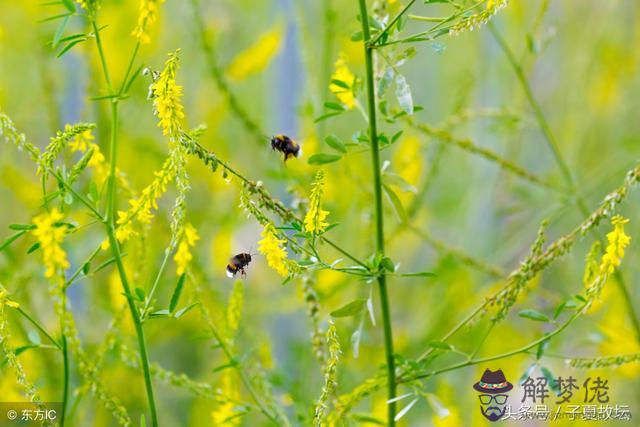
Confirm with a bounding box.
[106,225,158,426]
[358,0,397,425]
[15,306,62,350]
[61,328,69,426]
[488,22,640,344]
[488,22,573,188]
[404,311,581,382]
[141,249,171,319]
[91,20,113,93]
[370,0,417,46]
[91,24,159,424]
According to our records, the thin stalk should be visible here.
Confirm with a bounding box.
[488,23,573,187]
[106,225,158,426]
[91,20,113,93]
[141,249,171,319]
[15,306,62,350]
[403,311,581,382]
[358,0,397,424]
[60,325,69,426]
[489,22,640,343]
[91,24,159,425]
[370,0,417,46]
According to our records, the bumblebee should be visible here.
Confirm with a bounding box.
[271,134,301,162]
[226,253,252,278]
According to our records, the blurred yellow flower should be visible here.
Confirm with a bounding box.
[258,223,289,277]
[132,0,165,44]
[174,223,199,275]
[0,291,19,309]
[211,372,241,426]
[330,55,356,109]
[600,215,630,274]
[304,170,330,234]
[151,51,185,136]
[227,25,283,81]
[32,208,69,278]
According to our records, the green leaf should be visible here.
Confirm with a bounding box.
[350,414,385,425]
[383,173,417,193]
[0,231,27,252]
[395,74,413,115]
[427,341,454,351]
[330,299,366,318]
[308,153,342,165]
[400,271,436,278]
[382,184,408,223]
[57,39,85,58]
[314,112,343,123]
[27,242,41,254]
[174,302,198,319]
[518,309,550,322]
[324,102,345,111]
[330,79,350,90]
[82,262,90,275]
[541,366,560,394]
[140,414,147,427]
[134,287,145,302]
[325,135,347,153]
[148,310,171,319]
[212,360,238,373]
[380,256,395,272]
[9,224,35,231]
[60,0,75,12]
[536,339,549,360]
[169,273,186,313]
[350,31,363,42]
[52,14,71,48]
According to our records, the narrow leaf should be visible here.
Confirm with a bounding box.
[518,309,550,322]
[169,273,186,313]
[308,153,342,165]
[330,299,366,318]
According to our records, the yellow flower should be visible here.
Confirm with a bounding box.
[330,54,356,109]
[68,126,111,184]
[258,223,289,277]
[132,0,165,44]
[151,51,185,136]
[32,208,69,278]
[0,291,19,309]
[211,372,240,426]
[600,215,631,274]
[304,170,330,234]
[226,25,283,81]
[174,223,200,275]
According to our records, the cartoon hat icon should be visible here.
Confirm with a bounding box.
[473,369,513,394]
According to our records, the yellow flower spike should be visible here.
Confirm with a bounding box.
[132,0,165,44]
[226,25,283,81]
[32,208,70,278]
[330,54,356,109]
[258,223,289,277]
[151,51,185,137]
[600,215,631,274]
[174,223,200,275]
[304,170,330,234]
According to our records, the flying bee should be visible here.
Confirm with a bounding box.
[271,134,302,163]
[226,253,253,278]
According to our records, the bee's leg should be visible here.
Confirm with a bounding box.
[241,268,247,278]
